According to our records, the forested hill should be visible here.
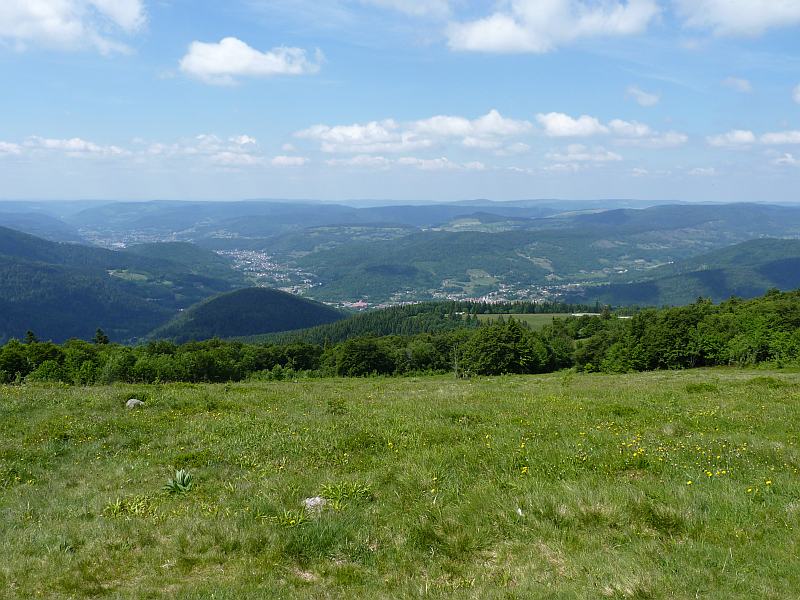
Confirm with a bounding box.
[248,300,601,346]
[122,242,244,283]
[148,287,345,343]
[3,289,800,385]
[0,227,245,343]
[569,238,800,306]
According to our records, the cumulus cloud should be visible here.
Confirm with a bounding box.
[297,110,531,153]
[626,85,660,107]
[546,144,622,162]
[761,131,800,145]
[144,134,269,168]
[271,155,309,166]
[722,77,753,93]
[608,119,652,137]
[24,136,128,156]
[675,0,800,36]
[296,119,430,154]
[447,0,659,53]
[775,153,799,167]
[537,112,608,137]
[180,37,323,85]
[325,155,394,168]
[0,0,145,54]
[0,141,22,155]
[536,113,686,148]
[397,156,459,170]
[326,154,485,171]
[412,109,533,147]
[706,129,756,148]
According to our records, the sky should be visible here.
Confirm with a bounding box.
[0,0,799,203]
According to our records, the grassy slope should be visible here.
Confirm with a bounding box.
[1,370,799,598]
[476,313,575,331]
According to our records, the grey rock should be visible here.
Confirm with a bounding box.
[303,496,327,514]
[126,398,145,409]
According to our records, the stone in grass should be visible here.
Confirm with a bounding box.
[303,496,327,515]
[126,398,145,409]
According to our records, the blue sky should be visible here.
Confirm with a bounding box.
[1,0,799,203]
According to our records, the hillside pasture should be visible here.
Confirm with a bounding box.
[475,313,575,330]
[1,370,799,598]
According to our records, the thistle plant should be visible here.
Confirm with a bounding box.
[164,469,194,494]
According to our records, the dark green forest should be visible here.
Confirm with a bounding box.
[3,290,799,385]
[150,287,345,343]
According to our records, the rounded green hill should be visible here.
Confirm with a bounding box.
[150,287,344,343]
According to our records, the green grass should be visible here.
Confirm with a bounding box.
[476,313,574,330]
[1,370,799,598]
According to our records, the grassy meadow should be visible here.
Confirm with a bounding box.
[1,370,799,598]
[475,313,574,330]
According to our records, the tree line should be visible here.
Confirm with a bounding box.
[1,290,798,385]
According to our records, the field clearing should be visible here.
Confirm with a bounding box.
[475,313,575,330]
[1,370,799,598]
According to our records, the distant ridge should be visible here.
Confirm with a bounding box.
[568,239,800,305]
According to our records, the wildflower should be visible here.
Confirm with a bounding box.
[686,480,693,485]
[765,480,772,486]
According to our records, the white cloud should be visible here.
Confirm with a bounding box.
[0,141,22,155]
[706,129,756,148]
[546,144,622,162]
[794,84,800,104]
[325,154,485,171]
[24,136,127,156]
[360,0,450,17]
[608,119,652,137]
[722,77,752,93]
[144,134,267,167]
[689,167,717,176]
[447,0,659,53]
[626,85,660,107]
[775,153,799,167]
[396,156,456,170]
[180,38,323,85]
[230,135,258,146]
[0,0,145,54]
[326,155,393,168]
[296,119,430,153]
[631,167,649,176]
[544,162,581,173]
[298,110,531,154]
[615,131,688,148]
[761,131,800,145]
[675,0,800,36]
[412,109,533,148]
[271,155,309,167]
[537,112,608,137]
[413,110,531,138]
